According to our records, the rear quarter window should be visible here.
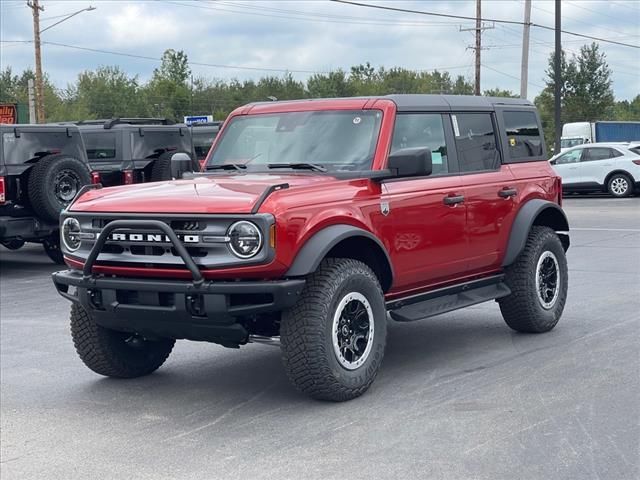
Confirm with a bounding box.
[503,111,543,160]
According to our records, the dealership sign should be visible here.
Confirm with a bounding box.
[184,115,213,125]
[0,104,17,124]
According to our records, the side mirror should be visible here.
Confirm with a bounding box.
[170,152,193,179]
[387,147,432,178]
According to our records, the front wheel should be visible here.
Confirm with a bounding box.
[70,304,175,378]
[280,258,387,401]
[499,226,568,333]
[42,235,64,264]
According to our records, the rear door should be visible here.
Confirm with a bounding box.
[580,146,623,187]
[384,112,468,291]
[453,112,517,273]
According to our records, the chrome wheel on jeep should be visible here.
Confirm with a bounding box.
[280,258,387,401]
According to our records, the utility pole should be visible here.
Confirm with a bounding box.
[554,0,562,153]
[28,0,45,124]
[460,0,493,96]
[520,0,532,99]
[27,79,36,123]
[474,0,481,95]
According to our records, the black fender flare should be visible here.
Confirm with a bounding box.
[286,224,393,281]
[502,199,569,267]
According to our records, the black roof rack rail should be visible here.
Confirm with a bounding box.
[76,118,175,129]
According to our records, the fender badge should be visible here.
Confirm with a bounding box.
[381,201,390,216]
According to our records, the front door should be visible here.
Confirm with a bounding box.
[383,113,467,292]
[552,148,584,188]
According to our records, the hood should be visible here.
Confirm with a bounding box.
[69,173,339,214]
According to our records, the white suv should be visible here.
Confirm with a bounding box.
[550,143,640,197]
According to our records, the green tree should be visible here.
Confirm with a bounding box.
[144,49,192,120]
[307,70,355,98]
[483,88,518,98]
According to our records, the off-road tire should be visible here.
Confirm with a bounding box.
[607,173,632,198]
[280,258,387,401]
[1,239,25,250]
[70,303,175,378]
[499,226,568,333]
[150,151,188,182]
[42,235,64,264]
[28,154,91,222]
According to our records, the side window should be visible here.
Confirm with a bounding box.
[610,148,623,158]
[391,114,449,175]
[503,111,543,159]
[582,147,615,162]
[555,150,582,164]
[452,113,500,172]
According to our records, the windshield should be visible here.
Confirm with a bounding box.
[207,110,382,172]
[560,138,585,149]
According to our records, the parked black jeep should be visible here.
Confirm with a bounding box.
[190,121,222,166]
[0,124,92,263]
[76,118,197,186]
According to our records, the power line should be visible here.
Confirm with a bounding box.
[0,39,472,76]
[330,0,640,49]
[164,0,463,27]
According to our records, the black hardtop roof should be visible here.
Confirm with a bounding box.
[386,94,534,112]
[75,118,179,130]
[0,123,82,134]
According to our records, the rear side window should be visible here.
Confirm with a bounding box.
[630,147,640,155]
[391,114,449,175]
[83,132,116,160]
[452,113,500,172]
[503,111,543,159]
[582,147,620,161]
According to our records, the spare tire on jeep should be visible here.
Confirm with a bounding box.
[150,151,192,182]
[28,154,92,222]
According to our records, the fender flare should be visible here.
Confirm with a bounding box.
[286,224,393,281]
[502,199,569,267]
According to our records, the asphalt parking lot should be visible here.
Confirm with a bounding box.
[1,197,639,480]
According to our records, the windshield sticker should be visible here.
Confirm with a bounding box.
[509,137,516,147]
[353,116,362,125]
[452,115,460,137]
[431,152,443,165]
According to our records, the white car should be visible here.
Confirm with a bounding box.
[549,143,640,197]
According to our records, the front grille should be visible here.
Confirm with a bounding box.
[71,213,274,270]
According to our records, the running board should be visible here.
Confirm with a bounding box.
[387,275,511,323]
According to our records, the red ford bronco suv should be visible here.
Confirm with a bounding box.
[52,95,569,401]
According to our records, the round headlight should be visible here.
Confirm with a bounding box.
[61,217,81,252]
[227,221,262,258]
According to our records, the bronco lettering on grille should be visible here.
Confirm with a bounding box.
[109,233,200,243]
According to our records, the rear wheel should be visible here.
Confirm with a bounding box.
[499,226,568,333]
[70,303,175,378]
[1,239,25,250]
[607,173,632,198]
[28,154,91,222]
[280,258,387,401]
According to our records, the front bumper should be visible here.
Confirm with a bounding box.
[52,269,305,345]
[0,215,57,241]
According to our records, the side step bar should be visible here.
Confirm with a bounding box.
[387,275,511,323]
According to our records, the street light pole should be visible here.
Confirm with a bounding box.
[27,0,45,123]
[26,2,96,123]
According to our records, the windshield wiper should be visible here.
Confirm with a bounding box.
[267,163,327,172]
[205,163,247,172]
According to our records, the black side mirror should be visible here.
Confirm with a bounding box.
[170,152,193,179]
[387,147,432,178]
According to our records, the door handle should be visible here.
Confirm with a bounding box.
[498,187,518,198]
[443,194,465,205]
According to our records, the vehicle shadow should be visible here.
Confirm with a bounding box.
[0,245,59,277]
[72,308,549,412]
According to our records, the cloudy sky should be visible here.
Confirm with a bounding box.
[1,0,639,101]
